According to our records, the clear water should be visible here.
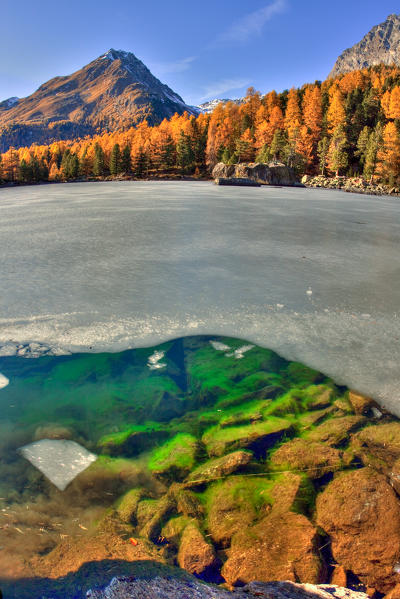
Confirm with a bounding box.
[1,181,400,411]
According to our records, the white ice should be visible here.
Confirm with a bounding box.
[2,182,400,415]
[18,439,97,491]
[148,349,166,370]
[0,373,9,389]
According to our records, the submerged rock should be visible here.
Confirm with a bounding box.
[177,522,218,578]
[316,467,400,592]
[185,451,253,486]
[221,511,322,586]
[202,418,293,458]
[270,438,345,479]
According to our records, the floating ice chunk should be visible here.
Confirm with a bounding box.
[18,439,97,491]
[0,373,9,389]
[306,287,313,296]
[226,344,255,359]
[276,304,285,309]
[210,341,230,351]
[148,350,166,370]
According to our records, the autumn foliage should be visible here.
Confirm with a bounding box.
[3,64,400,185]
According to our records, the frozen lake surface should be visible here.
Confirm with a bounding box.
[1,181,400,413]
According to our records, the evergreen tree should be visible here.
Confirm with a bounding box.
[176,131,195,173]
[121,144,132,173]
[255,144,271,163]
[327,126,348,176]
[317,137,330,175]
[270,130,286,161]
[133,147,149,178]
[93,143,106,177]
[355,126,371,169]
[109,143,121,175]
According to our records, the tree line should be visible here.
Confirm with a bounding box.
[2,64,400,185]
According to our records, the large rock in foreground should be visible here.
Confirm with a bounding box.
[212,162,297,186]
[87,576,370,599]
[221,511,322,586]
[316,467,400,593]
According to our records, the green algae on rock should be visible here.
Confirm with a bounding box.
[1,334,400,596]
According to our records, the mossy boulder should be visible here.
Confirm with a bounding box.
[316,468,400,593]
[270,438,344,479]
[138,494,177,542]
[115,488,145,524]
[185,451,253,487]
[161,515,192,548]
[202,418,293,458]
[270,472,315,515]
[348,390,378,415]
[98,423,169,457]
[221,511,322,586]
[303,385,334,410]
[148,434,199,483]
[285,362,322,386]
[170,484,205,519]
[351,422,400,472]
[204,476,274,547]
[177,522,218,578]
[306,415,366,447]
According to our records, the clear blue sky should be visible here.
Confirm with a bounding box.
[1,0,399,106]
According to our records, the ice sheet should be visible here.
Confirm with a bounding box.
[1,181,400,413]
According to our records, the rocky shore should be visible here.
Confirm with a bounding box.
[302,175,400,197]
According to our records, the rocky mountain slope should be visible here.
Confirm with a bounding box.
[0,49,197,151]
[329,13,400,77]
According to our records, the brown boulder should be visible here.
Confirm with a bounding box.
[348,391,377,415]
[211,162,297,186]
[205,476,262,547]
[316,468,400,593]
[270,438,344,479]
[177,522,217,577]
[185,451,253,487]
[221,511,322,586]
[351,422,400,473]
[306,416,366,447]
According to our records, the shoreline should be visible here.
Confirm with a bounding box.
[1,174,400,198]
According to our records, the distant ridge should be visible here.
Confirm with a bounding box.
[0,49,198,151]
[329,14,400,77]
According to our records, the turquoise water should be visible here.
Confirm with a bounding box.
[0,335,336,597]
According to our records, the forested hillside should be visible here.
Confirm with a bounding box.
[2,64,400,185]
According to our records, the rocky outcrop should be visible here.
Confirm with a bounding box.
[302,175,400,196]
[329,14,400,78]
[87,577,370,599]
[212,162,297,186]
[316,467,400,593]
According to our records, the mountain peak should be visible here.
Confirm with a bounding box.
[0,50,197,151]
[329,13,400,77]
[99,49,134,62]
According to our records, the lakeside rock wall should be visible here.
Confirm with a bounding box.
[212,162,298,186]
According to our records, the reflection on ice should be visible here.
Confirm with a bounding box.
[18,439,97,491]
[0,373,9,388]
[148,350,166,370]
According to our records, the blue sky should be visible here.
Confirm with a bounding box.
[1,0,400,105]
